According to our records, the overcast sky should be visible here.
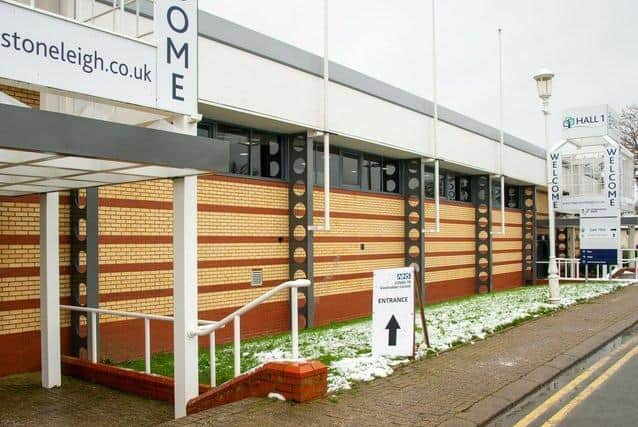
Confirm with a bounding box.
[200,0,638,148]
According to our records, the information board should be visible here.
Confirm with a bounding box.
[371,267,414,358]
[579,207,620,265]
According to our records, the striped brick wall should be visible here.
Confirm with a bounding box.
[0,84,39,108]
[0,172,527,376]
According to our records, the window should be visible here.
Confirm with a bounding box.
[492,180,502,206]
[423,165,471,202]
[381,159,399,193]
[458,177,472,202]
[342,152,360,187]
[506,185,520,208]
[250,131,283,179]
[362,156,382,192]
[445,173,457,200]
[424,169,435,198]
[314,143,339,186]
[197,122,285,179]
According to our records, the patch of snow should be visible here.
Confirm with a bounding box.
[267,392,286,401]
[241,280,633,394]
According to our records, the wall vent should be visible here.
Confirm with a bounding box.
[251,268,263,287]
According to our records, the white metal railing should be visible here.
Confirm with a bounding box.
[189,279,311,387]
[537,255,638,281]
[59,305,218,374]
[22,0,154,40]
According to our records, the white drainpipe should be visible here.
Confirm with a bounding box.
[493,28,506,236]
[310,0,331,232]
[424,0,440,234]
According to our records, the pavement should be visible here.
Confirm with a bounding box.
[0,372,172,426]
[163,283,638,427]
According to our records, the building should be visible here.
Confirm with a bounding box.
[0,0,550,417]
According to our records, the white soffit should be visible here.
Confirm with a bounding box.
[0,165,79,178]
[35,157,138,171]
[123,165,203,177]
[0,148,206,196]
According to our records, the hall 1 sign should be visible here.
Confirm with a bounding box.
[371,267,414,358]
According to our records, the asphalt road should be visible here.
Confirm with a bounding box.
[553,343,638,427]
[492,329,638,427]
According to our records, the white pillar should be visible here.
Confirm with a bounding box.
[40,192,61,388]
[173,176,198,419]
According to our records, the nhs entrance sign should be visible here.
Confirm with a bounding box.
[0,0,197,116]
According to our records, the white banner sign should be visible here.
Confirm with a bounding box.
[561,104,620,140]
[372,267,414,358]
[604,146,620,209]
[549,151,561,210]
[156,0,198,115]
[0,0,197,115]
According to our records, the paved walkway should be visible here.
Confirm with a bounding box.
[0,372,172,426]
[165,284,638,427]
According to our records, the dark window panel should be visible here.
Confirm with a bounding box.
[382,159,399,193]
[363,156,382,192]
[315,143,339,187]
[342,151,360,187]
[459,177,472,202]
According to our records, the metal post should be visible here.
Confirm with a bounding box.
[210,332,216,387]
[291,286,299,359]
[90,311,97,363]
[40,192,61,388]
[144,318,150,374]
[172,176,199,419]
[234,316,240,377]
[544,105,561,303]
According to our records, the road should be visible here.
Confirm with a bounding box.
[495,332,638,427]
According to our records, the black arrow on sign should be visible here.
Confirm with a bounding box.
[385,315,401,346]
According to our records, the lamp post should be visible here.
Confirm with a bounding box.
[533,68,561,304]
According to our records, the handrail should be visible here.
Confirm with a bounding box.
[59,305,219,374]
[189,279,311,338]
[188,278,310,386]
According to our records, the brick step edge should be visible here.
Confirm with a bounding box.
[61,356,209,402]
[186,360,328,416]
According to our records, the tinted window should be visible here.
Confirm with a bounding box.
[459,177,472,202]
[250,132,283,178]
[342,152,360,187]
[424,168,435,198]
[382,159,399,193]
[315,143,339,186]
[506,185,520,208]
[363,156,382,192]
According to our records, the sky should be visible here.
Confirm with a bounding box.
[199,0,638,148]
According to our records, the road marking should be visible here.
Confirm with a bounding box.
[542,342,638,426]
[513,334,638,427]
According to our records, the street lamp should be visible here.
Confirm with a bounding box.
[533,68,561,304]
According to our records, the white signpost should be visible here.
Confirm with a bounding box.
[372,267,414,358]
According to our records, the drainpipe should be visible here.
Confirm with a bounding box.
[310,0,331,232]
[493,28,506,236]
[424,0,440,234]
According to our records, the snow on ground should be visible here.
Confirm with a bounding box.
[238,281,633,393]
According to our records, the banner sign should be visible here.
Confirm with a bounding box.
[0,0,197,115]
[549,151,561,210]
[604,146,619,209]
[372,267,414,358]
[156,0,198,115]
[579,207,620,265]
[561,105,620,141]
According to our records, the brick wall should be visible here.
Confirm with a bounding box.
[0,173,526,376]
[0,84,39,108]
